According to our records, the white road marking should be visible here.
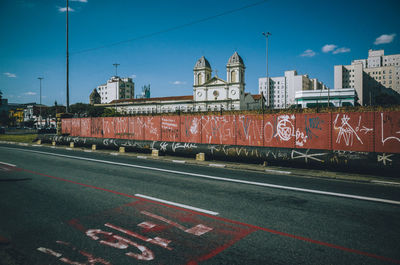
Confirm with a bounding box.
[110,153,119,156]
[66,148,73,150]
[2,146,400,206]
[135,194,219,215]
[209,163,226,168]
[0,161,16,167]
[84,150,92,153]
[137,156,147,159]
[371,180,400,186]
[18,143,29,146]
[172,160,186,164]
[265,169,292,175]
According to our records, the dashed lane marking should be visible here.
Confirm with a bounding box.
[0,161,16,167]
[135,194,219,215]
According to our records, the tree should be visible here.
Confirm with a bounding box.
[0,110,13,126]
[68,103,106,117]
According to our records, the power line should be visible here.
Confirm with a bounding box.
[71,0,268,55]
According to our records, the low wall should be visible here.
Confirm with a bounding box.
[60,111,400,154]
[39,134,400,174]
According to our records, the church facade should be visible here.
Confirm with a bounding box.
[101,52,264,114]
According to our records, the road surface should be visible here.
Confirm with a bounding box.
[0,143,399,264]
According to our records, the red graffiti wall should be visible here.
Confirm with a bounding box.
[263,114,295,149]
[61,110,400,154]
[375,112,400,153]
[332,112,375,152]
[62,119,72,135]
[202,115,236,145]
[114,117,129,139]
[71,118,81,137]
[161,116,181,142]
[91,118,103,138]
[103,117,115,139]
[295,113,331,150]
[180,116,202,143]
[236,115,264,146]
[128,116,144,140]
[80,118,91,138]
[143,116,161,141]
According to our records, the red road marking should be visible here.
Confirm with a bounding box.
[21,167,400,264]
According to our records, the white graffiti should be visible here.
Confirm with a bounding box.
[381,112,400,145]
[377,153,393,166]
[190,118,199,135]
[334,114,364,146]
[202,116,234,144]
[360,126,373,134]
[276,115,295,141]
[160,142,168,152]
[263,121,274,143]
[171,142,198,152]
[295,128,307,147]
[291,149,326,163]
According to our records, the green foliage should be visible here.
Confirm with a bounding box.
[102,108,122,117]
[0,134,38,143]
[0,110,13,126]
[68,103,106,117]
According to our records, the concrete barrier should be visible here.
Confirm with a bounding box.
[38,134,399,175]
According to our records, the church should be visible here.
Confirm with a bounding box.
[102,52,264,114]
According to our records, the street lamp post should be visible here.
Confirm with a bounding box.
[66,0,70,113]
[38,77,44,128]
[262,32,271,108]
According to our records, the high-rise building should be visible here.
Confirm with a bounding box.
[259,70,328,109]
[334,49,400,105]
[97,76,135,104]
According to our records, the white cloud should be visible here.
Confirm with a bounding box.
[3,72,16,78]
[24,92,37,96]
[58,7,75,12]
[130,74,137,79]
[322,44,337,53]
[374,34,396,45]
[171,81,187,85]
[300,49,316,57]
[332,47,351,54]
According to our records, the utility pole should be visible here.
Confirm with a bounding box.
[262,32,271,108]
[38,77,44,128]
[66,0,70,113]
[327,87,330,108]
[113,63,120,76]
[113,63,120,111]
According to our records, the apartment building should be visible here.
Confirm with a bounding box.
[97,76,135,104]
[334,49,400,105]
[259,70,328,109]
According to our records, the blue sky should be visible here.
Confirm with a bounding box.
[1,0,399,106]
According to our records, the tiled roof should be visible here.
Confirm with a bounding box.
[111,95,193,104]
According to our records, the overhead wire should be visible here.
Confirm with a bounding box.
[71,0,268,55]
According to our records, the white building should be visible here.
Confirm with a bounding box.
[108,52,264,114]
[295,88,356,108]
[334,49,400,105]
[97,76,135,104]
[259,70,328,109]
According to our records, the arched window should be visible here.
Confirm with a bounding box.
[231,71,237,83]
[197,73,203,85]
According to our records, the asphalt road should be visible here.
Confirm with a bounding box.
[0,143,400,265]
